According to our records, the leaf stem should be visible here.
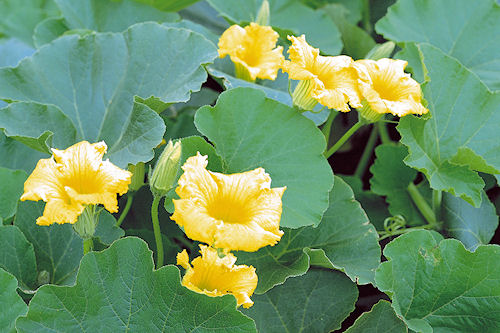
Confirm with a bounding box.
[151,195,164,268]
[407,183,437,225]
[116,193,134,227]
[354,124,378,178]
[377,121,391,145]
[362,0,372,34]
[378,224,434,241]
[83,238,93,255]
[432,190,442,221]
[324,119,365,158]
[321,110,339,145]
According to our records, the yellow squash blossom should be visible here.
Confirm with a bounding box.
[353,58,428,122]
[218,22,284,82]
[21,141,132,226]
[171,153,285,252]
[177,245,258,308]
[281,35,361,112]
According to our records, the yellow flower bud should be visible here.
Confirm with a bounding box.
[149,140,182,198]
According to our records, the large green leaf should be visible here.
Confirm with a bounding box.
[370,144,426,226]
[133,0,200,12]
[243,269,358,333]
[237,176,380,293]
[0,38,34,68]
[376,0,500,91]
[93,210,124,246]
[0,132,45,173]
[16,237,257,332]
[376,230,500,332]
[0,0,59,46]
[14,201,83,286]
[0,225,37,290]
[0,268,28,333]
[0,167,27,220]
[195,88,333,229]
[207,0,342,55]
[442,191,498,251]
[397,44,500,206]
[0,23,217,167]
[33,0,179,47]
[345,300,407,333]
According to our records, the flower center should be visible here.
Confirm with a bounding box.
[372,75,403,102]
[207,195,253,225]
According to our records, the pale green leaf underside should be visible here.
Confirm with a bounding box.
[0,23,217,167]
[0,268,28,333]
[244,269,358,333]
[14,201,83,286]
[16,237,257,332]
[237,176,380,293]
[397,44,500,206]
[345,300,407,333]
[207,0,342,55]
[195,87,333,229]
[376,230,500,332]
[376,0,500,91]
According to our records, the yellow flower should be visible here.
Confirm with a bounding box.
[281,35,361,112]
[171,153,285,252]
[20,141,132,226]
[177,245,258,308]
[218,22,284,82]
[353,58,428,122]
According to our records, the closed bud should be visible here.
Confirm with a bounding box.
[256,0,270,26]
[128,162,145,192]
[149,140,182,198]
[365,41,395,60]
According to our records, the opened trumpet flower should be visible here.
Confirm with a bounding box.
[177,245,258,308]
[281,35,361,112]
[354,58,429,122]
[218,22,284,82]
[171,153,286,252]
[20,141,132,226]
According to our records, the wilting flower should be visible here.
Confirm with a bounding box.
[281,35,361,112]
[177,245,258,308]
[218,22,284,82]
[21,141,132,226]
[171,153,285,252]
[353,58,428,122]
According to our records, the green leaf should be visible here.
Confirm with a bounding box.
[94,210,124,246]
[0,38,34,68]
[0,0,59,46]
[0,132,45,173]
[237,176,380,293]
[33,0,180,47]
[376,230,500,332]
[14,201,83,286]
[133,0,201,12]
[397,44,500,206]
[16,237,257,332]
[207,0,342,55]
[345,300,407,333]
[0,167,27,220]
[243,269,358,333]
[195,87,333,228]
[442,191,498,251]
[376,0,500,91]
[0,268,28,333]
[0,225,37,290]
[125,228,181,265]
[0,23,217,167]
[370,144,426,226]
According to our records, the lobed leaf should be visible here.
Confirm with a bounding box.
[345,300,407,333]
[0,268,28,333]
[0,167,27,220]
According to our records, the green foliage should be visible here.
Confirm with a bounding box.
[376,230,500,332]
[0,133,45,173]
[16,237,257,332]
[237,176,380,293]
[0,167,27,220]
[244,269,358,333]
[0,268,28,333]
[133,0,201,12]
[0,23,217,167]
[195,88,334,228]
[345,300,406,333]
[207,0,342,54]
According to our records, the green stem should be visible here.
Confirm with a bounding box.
[116,193,134,227]
[362,0,372,34]
[378,224,434,241]
[324,120,365,158]
[83,238,93,255]
[407,183,437,225]
[432,190,442,221]
[175,235,194,250]
[321,110,339,145]
[151,195,164,268]
[377,121,391,145]
[354,124,378,178]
